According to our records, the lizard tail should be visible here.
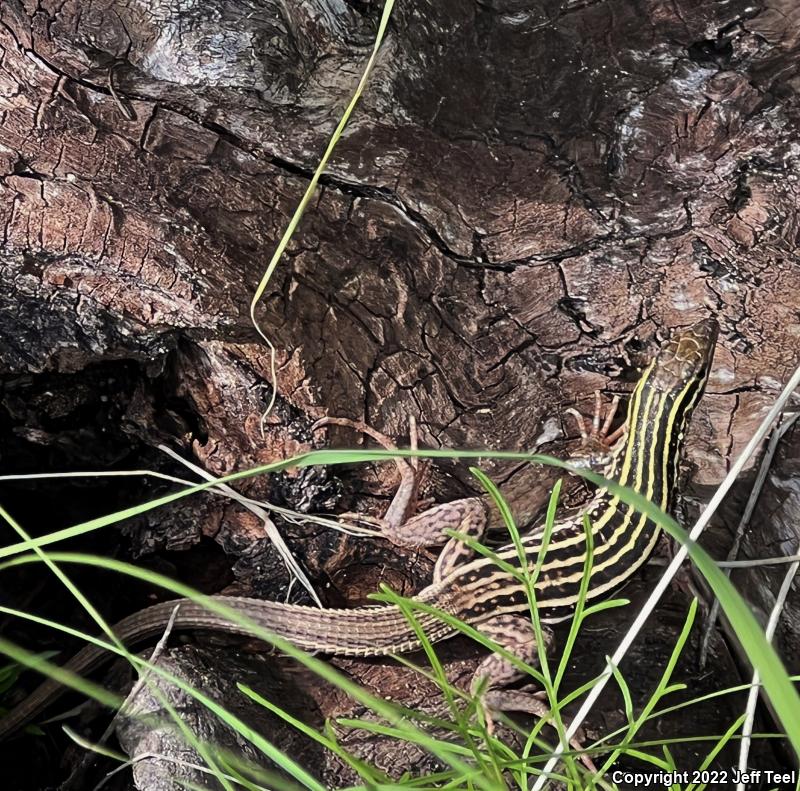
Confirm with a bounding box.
[0,588,456,741]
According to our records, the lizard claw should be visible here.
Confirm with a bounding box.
[479,688,597,772]
[311,414,428,531]
[566,390,626,473]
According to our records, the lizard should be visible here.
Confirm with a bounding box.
[0,317,718,745]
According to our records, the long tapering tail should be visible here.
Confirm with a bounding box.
[0,588,456,741]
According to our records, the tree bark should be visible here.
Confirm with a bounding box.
[1,0,799,786]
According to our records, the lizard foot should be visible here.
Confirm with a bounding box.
[312,414,429,533]
[565,390,626,472]
[480,688,597,772]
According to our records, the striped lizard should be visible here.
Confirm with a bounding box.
[0,318,718,742]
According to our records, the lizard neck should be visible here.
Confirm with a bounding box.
[446,320,717,624]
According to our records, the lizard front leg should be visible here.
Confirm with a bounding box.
[565,389,626,472]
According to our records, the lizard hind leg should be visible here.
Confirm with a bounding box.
[313,416,490,568]
[312,414,427,530]
[470,615,595,771]
[430,497,490,583]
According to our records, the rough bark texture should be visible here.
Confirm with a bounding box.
[1,0,800,788]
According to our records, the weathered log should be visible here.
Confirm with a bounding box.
[1,0,799,786]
